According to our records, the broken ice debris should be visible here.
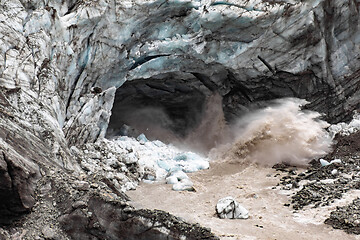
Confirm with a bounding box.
[157,159,171,171]
[320,159,331,167]
[173,152,210,173]
[172,178,194,191]
[328,112,360,137]
[168,170,189,181]
[136,133,148,143]
[331,159,341,164]
[166,170,194,191]
[320,158,342,167]
[166,176,178,184]
[216,196,249,219]
[113,132,209,190]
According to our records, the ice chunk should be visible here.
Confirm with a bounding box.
[155,168,168,180]
[153,140,165,147]
[136,133,148,143]
[123,152,138,164]
[349,119,360,129]
[216,196,249,219]
[319,159,330,167]
[144,174,155,181]
[174,152,203,161]
[320,158,341,167]
[157,159,171,171]
[169,170,189,180]
[172,179,194,191]
[330,159,341,164]
[173,152,210,173]
[169,166,183,173]
[166,176,178,184]
[118,136,129,141]
[182,160,210,173]
[174,153,188,161]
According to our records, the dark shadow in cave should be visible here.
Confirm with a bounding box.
[106,72,208,143]
[106,64,353,150]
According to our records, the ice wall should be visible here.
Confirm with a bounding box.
[0,0,359,146]
[0,1,359,236]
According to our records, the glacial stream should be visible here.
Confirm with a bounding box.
[112,94,360,239]
[108,95,333,186]
[124,97,360,240]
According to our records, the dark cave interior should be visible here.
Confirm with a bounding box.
[106,66,358,145]
[107,72,208,142]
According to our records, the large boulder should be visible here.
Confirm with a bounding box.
[216,196,249,219]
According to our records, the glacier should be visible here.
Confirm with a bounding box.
[0,0,360,239]
[2,0,359,147]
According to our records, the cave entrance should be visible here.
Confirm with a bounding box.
[106,72,208,143]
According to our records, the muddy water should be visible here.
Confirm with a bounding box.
[128,162,360,240]
[127,96,353,239]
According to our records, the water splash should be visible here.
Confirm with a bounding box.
[207,97,332,166]
[184,93,230,153]
[110,92,333,167]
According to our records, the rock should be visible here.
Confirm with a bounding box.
[216,197,249,219]
[325,198,360,234]
[42,226,56,239]
[72,201,87,209]
[90,87,102,94]
[39,182,52,195]
[0,132,42,224]
[72,181,90,191]
[59,196,219,240]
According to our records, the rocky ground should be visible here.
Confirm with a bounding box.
[275,131,360,234]
[0,130,218,240]
[0,155,218,240]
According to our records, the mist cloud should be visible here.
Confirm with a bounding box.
[110,93,332,167]
[207,98,332,166]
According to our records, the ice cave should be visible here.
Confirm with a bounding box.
[1,0,360,239]
[107,72,207,142]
